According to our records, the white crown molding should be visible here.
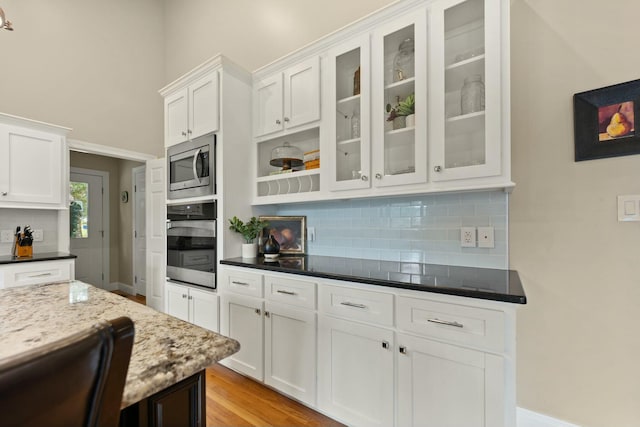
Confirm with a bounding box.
[0,112,71,135]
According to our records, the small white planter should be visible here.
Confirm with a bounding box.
[241,243,258,259]
[405,114,415,128]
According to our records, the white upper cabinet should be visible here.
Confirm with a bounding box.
[327,34,371,191]
[371,9,428,189]
[254,56,321,138]
[0,114,69,209]
[164,71,219,147]
[428,0,504,182]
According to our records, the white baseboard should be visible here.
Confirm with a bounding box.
[518,407,582,427]
[110,282,134,295]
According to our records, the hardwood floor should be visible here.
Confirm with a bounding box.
[111,290,343,427]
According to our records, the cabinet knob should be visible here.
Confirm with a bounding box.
[382,341,390,350]
[188,295,193,300]
[1,192,6,196]
[284,117,290,122]
[181,131,187,137]
[361,175,368,181]
[187,129,192,134]
[255,308,261,315]
[434,166,442,172]
[182,294,187,298]
[265,311,270,318]
[375,173,382,180]
[275,119,281,125]
[399,346,407,355]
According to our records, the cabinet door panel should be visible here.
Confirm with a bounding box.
[284,56,321,129]
[264,302,316,405]
[318,315,394,427]
[165,282,189,322]
[220,294,264,380]
[165,88,188,147]
[398,332,503,427]
[189,72,220,139]
[254,74,283,137]
[189,287,219,332]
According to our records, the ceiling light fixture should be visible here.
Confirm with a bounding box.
[0,7,14,31]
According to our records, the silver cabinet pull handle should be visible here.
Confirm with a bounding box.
[275,119,282,125]
[434,166,442,172]
[181,131,187,137]
[182,294,187,298]
[1,192,7,196]
[283,117,290,122]
[361,175,368,181]
[382,341,390,349]
[340,301,367,309]
[276,290,297,296]
[29,272,52,278]
[427,318,464,328]
[265,311,270,318]
[231,281,250,286]
[255,308,261,315]
[399,346,407,354]
[375,173,382,179]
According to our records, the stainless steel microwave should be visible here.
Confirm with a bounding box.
[167,136,215,200]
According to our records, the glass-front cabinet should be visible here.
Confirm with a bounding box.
[429,0,502,181]
[327,35,371,191]
[371,10,428,188]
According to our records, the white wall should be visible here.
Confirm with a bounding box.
[0,0,165,157]
[510,1,640,426]
[162,0,397,81]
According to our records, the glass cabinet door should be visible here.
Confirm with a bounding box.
[371,10,427,188]
[429,0,502,181]
[328,35,371,191]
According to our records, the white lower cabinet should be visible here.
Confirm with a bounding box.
[219,266,516,427]
[165,281,219,332]
[219,268,318,405]
[264,301,316,405]
[0,259,75,289]
[397,332,504,427]
[317,315,394,427]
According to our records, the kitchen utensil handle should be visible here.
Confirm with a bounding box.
[276,290,297,296]
[192,148,202,184]
[427,318,464,328]
[340,301,367,309]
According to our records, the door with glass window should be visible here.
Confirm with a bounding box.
[70,168,106,288]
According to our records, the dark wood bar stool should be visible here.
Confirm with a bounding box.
[0,317,135,427]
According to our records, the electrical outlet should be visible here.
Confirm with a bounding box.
[477,226,495,248]
[460,227,476,247]
[308,227,316,242]
[0,230,14,243]
[33,229,44,242]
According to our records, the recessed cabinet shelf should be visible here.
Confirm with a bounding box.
[444,54,485,92]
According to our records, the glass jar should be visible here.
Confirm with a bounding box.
[351,112,360,139]
[460,75,485,115]
[393,38,415,82]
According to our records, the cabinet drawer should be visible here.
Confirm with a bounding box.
[264,274,316,309]
[222,269,263,298]
[397,296,505,352]
[1,259,74,288]
[319,284,394,327]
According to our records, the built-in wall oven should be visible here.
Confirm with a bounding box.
[167,136,215,200]
[166,202,216,289]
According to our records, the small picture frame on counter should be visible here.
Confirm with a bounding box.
[259,216,306,255]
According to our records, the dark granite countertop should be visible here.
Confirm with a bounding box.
[221,255,526,304]
[0,252,77,265]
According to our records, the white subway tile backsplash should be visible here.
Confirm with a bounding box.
[276,190,509,269]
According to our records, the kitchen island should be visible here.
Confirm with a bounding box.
[0,280,239,426]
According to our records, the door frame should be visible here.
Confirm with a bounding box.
[132,165,146,295]
[70,166,110,288]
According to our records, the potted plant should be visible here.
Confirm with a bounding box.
[396,93,415,127]
[228,216,269,258]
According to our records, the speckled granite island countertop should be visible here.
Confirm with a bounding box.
[0,281,239,408]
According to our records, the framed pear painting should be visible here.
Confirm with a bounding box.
[574,79,640,161]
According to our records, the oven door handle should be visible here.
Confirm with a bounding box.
[192,148,202,184]
[167,220,216,234]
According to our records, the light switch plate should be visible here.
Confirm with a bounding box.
[33,229,44,242]
[617,195,640,222]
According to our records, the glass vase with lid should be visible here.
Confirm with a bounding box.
[392,38,415,82]
[460,74,485,115]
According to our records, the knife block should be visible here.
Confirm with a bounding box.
[15,244,32,258]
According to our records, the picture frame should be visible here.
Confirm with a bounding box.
[259,216,307,255]
[574,79,640,161]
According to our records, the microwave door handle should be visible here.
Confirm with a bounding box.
[192,148,202,184]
